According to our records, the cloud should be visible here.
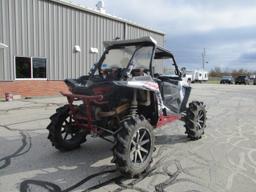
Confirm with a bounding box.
[168,26,256,48]
[101,0,256,33]
[238,51,256,70]
[73,0,256,70]
[240,52,256,61]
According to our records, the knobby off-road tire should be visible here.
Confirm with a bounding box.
[185,101,207,140]
[47,105,87,151]
[113,115,155,177]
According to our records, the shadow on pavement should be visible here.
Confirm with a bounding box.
[155,134,190,145]
[18,132,197,192]
[18,133,121,192]
[0,123,199,192]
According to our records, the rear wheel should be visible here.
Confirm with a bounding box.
[113,115,154,177]
[185,101,206,140]
[47,105,87,151]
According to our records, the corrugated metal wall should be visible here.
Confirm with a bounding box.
[0,0,164,81]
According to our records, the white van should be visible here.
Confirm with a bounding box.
[185,69,208,83]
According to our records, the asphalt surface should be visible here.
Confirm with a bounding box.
[0,84,256,192]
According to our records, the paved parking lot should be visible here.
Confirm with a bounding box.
[0,84,256,192]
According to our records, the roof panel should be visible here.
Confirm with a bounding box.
[103,36,157,48]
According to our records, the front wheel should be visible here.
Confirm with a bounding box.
[113,115,155,177]
[47,105,87,151]
[184,101,206,140]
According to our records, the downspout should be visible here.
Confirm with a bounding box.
[123,22,127,40]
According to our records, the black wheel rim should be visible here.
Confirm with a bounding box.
[60,116,79,142]
[130,128,151,164]
[196,110,205,130]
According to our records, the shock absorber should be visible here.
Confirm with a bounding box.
[130,89,138,115]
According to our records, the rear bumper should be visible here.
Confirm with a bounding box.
[60,92,104,132]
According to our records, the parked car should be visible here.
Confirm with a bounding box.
[235,75,250,85]
[249,76,256,85]
[220,76,234,84]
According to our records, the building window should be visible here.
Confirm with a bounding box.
[15,57,47,79]
[16,57,31,78]
[32,58,46,78]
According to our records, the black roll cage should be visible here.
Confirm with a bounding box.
[89,41,181,79]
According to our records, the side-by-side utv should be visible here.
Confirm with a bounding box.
[47,36,206,177]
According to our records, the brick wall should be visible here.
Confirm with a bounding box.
[0,80,70,97]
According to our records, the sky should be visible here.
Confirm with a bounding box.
[73,0,256,71]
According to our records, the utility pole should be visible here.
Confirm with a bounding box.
[202,48,206,70]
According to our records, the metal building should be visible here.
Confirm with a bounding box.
[0,0,164,96]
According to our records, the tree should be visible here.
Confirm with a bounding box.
[209,67,222,77]
[209,67,254,78]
